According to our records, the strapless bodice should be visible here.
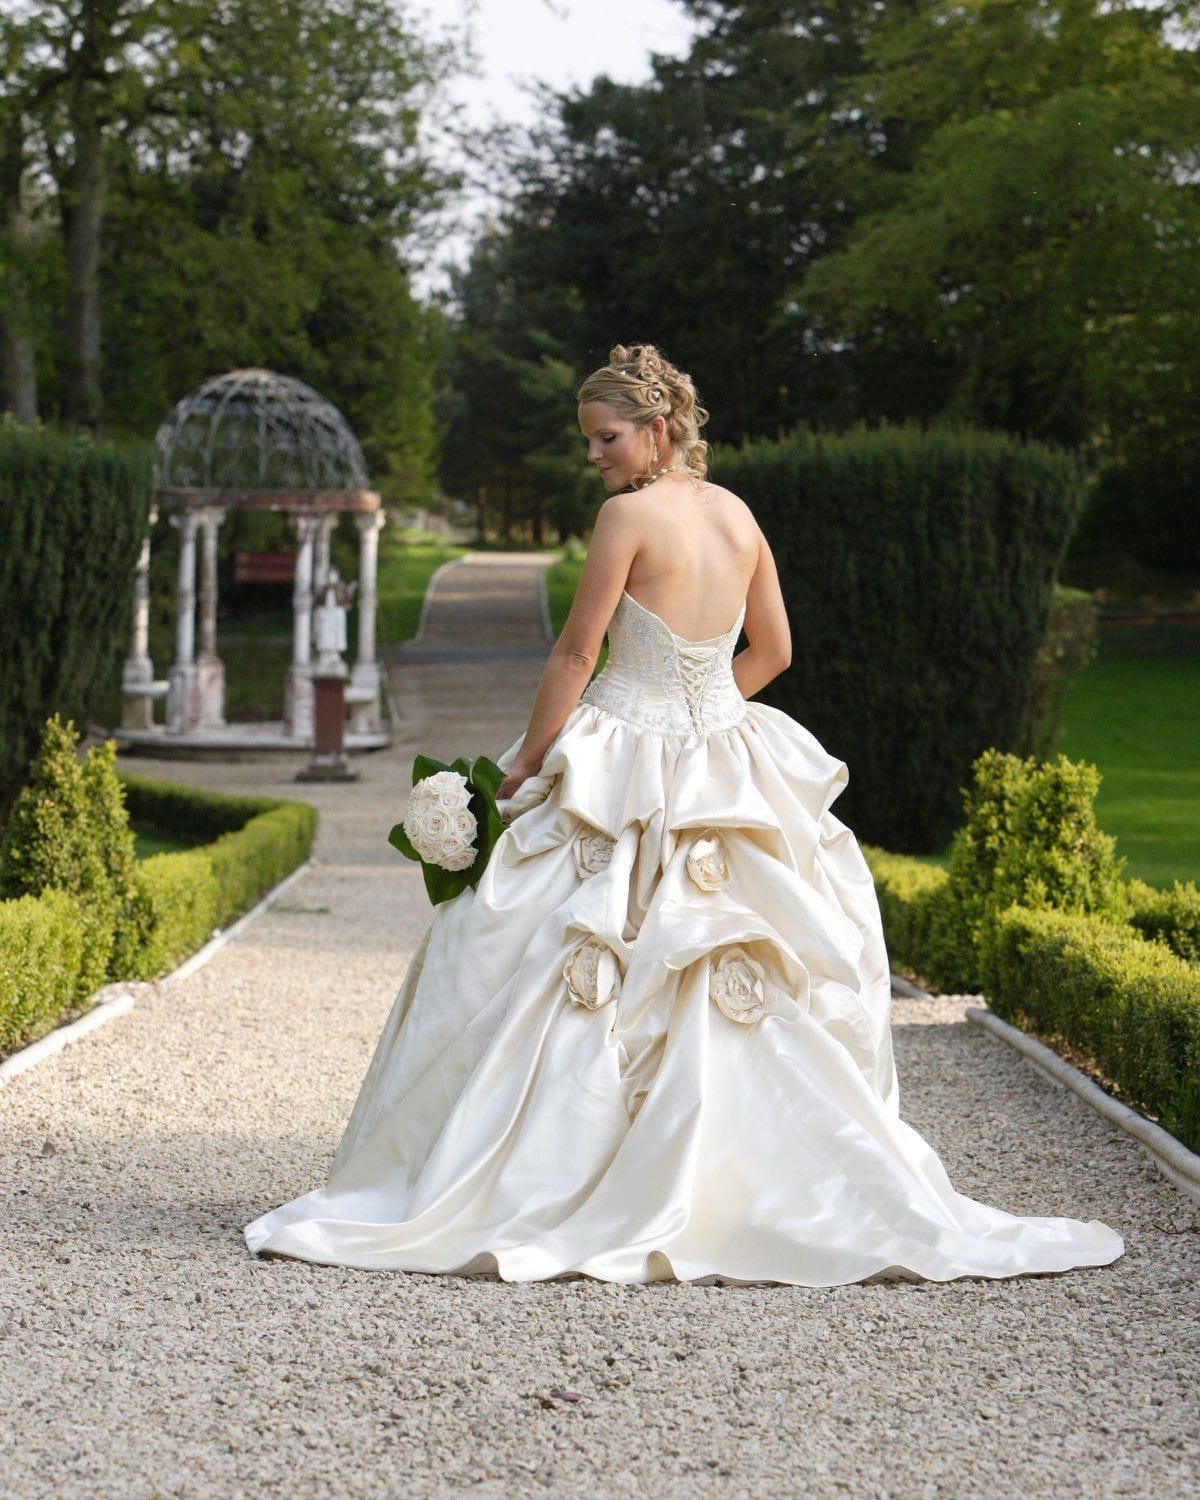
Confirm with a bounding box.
[579,588,749,737]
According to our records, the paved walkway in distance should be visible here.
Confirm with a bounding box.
[2,552,1198,1497]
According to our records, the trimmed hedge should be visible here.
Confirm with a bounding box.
[0,423,153,823]
[860,844,951,982]
[118,774,317,979]
[1126,877,1200,966]
[0,890,87,1055]
[984,905,1200,1153]
[861,738,1200,1152]
[713,420,1088,851]
[0,774,316,1058]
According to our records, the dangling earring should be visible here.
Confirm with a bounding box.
[651,437,659,468]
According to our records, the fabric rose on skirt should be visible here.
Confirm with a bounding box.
[686,829,730,891]
[563,935,622,1011]
[573,824,616,878]
[710,945,767,1025]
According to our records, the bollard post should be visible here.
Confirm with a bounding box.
[297,670,357,782]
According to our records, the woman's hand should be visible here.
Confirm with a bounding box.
[496,760,541,818]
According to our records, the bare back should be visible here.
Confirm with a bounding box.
[622,478,762,640]
[558,474,792,672]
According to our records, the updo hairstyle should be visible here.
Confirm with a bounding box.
[576,343,710,488]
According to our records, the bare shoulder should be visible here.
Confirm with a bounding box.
[706,481,757,520]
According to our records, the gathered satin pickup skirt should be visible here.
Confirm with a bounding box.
[243,698,1125,1285]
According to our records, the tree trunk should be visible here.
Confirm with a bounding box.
[61,100,106,432]
[1,113,38,423]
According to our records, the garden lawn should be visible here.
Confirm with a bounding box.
[1058,625,1200,887]
[376,530,469,646]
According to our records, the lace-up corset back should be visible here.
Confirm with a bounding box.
[580,588,748,736]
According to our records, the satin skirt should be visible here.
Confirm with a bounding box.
[243,700,1124,1285]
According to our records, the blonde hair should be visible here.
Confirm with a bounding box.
[576,342,710,488]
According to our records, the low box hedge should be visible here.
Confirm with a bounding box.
[860,844,954,985]
[1126,877,1200,966]
[984,905,1200,1153]
[118,774,317,980]
[861,843,1200,1154]
[0,775,316,1059]
[0,890,88,1055]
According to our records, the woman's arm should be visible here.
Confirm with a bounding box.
[497,496,640,797]
[733,527,792,699]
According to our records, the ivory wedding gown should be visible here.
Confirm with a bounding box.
[244,587,1125,1285]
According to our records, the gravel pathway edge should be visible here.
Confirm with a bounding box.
[966,1003,1200,1205]
[0,856,316,1088]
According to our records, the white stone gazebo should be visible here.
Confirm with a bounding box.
[118,368,391,753]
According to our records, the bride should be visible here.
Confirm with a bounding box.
[244,343,1124,1286]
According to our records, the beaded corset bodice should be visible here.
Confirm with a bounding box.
[580,589,749,737]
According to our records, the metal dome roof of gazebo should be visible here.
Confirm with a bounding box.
[153,368,374,509]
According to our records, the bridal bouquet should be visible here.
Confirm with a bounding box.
[387,753,554,906]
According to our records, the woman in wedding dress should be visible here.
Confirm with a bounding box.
[244,343,1124,1286]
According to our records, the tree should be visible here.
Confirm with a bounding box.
[793,0,1200,451]
[2,0,453,495]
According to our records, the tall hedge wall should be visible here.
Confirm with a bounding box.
[713,421,1087,851]
[0,424,153,821]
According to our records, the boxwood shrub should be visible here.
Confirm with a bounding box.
[0,769,316,1059]
[863,748,1199,1152]
[983,905,1200,1153]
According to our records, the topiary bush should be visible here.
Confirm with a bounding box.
[937,749,1129,992]
[0,714,135,996]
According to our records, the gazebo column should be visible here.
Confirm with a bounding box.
[166,510,200,731]
[349,509,386,733]
[314,511,337,595]
[122,502,159,729]
[284,513,319,740]
[195,505,226,728]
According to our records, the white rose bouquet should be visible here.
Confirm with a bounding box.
[388,753,507,906]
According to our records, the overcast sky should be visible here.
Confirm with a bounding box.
[414,0,699,297]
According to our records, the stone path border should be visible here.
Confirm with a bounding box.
[966,1004,1200,1206]
[0,858,315,1089]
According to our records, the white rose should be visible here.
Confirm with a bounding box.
[422,769,471,809]
[403,782,479,872]
[710,945,767,1025]
[573,825,616,877]
[421,805,449,839]
[687,830,730,892]
[562,935,622,1011]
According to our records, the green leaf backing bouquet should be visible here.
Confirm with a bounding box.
[387,753,508,907]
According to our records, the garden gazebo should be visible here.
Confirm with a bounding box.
[119,369,390,753]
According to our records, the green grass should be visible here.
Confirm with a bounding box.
[1057,624,1200,887]
[376,531,470,646]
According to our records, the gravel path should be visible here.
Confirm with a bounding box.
[3,552,1198,1498]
